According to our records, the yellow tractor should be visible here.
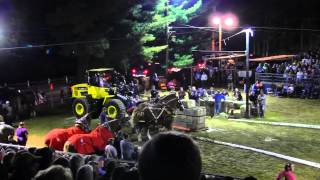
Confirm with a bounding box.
[71,68,126,119]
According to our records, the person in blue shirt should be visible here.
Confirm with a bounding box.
[189,86,199,101]
[256,63,264,73]
[213,91,225,115]
[120,133,134,160]
[197,88,206,98]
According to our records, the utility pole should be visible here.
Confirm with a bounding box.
[245,29,253,118]
[218,23,222,51]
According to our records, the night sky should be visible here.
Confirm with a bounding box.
[0,0,320,83]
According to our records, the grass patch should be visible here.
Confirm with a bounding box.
[194,118,320,162]
[199,141,320,180]
[21,96,320,179]
[256,96,320,124]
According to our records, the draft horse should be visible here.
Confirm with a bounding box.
[63,119,121,154]
[130,93,184,141]
[44,125,88,151]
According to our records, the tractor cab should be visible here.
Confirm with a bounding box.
[87,68,115,88]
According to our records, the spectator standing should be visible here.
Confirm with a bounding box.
[254,80,264,94]
[114,128,124,159]
[194,71,201,87]
[256,63,264,73]
[178,87,186,100]
[197,88,207,99]
[16,121,28,146]
[262,63,269,72]
[257,91,266,118]
[99,107,109,125]
[213,91,225,115]
[189,86,199,102]
[227,73,233,91]
[249,91,257,108]
[151,73,160,89]
[105,139,118,159]
[276,163,296,180]
[200,72,208,88]
[296,69,303,84]
[150,85,159,100]
[233,88,243,101]
[120,133,134,160]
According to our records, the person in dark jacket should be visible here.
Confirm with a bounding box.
[150,85,159,101]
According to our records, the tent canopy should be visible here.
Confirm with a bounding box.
[250,55,296,62]
[205,54,246,61]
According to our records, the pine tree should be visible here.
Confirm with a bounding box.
[130,0,202,66]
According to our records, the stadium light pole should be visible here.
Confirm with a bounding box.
[211,15,236,85]
[244,28,254,118]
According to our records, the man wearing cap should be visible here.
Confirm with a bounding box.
[16,121,29,146]
[75,113,91,132]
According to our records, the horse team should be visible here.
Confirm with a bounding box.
[45,93,183,154]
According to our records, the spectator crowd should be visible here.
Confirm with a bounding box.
[255,49,320,98]
[0,131,261,180]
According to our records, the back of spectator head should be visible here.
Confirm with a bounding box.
[138,131,202,180]
[33,165,73,180]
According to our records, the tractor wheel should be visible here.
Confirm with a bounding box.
[72,98,91,118]
[105,99,126,119]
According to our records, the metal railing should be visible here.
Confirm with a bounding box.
[2,76,77,90]
[255,73,320,84]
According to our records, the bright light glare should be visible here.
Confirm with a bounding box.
[225,17,234,26]
[212,17,221,25]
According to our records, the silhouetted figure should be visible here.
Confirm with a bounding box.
[138,131,202,180]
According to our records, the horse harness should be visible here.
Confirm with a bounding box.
[141,97,178,124]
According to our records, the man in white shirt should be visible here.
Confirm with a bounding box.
[200,72,208,88]
[105,139,118,159]
[296,69,303,84]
